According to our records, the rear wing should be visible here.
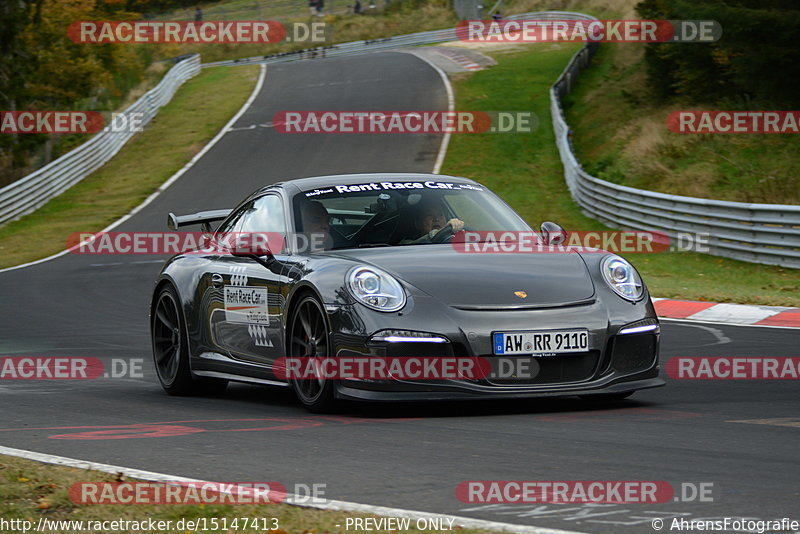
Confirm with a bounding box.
[167,209,231,232]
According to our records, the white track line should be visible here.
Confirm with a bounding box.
[0,63,267,275]
[0,445,586,534]
[392,53,799,329]
[4,58,791,331]
[406,52,455,175]
[0,49,776,534]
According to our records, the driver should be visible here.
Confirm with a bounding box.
[300,200,334,251]
[401,201,464,244]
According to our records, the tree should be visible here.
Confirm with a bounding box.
[636,0,800,106]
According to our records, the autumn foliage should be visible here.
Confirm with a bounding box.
[0,0,184,185]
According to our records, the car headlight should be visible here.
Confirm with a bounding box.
[601,255,643,301]
[347,266,406,312]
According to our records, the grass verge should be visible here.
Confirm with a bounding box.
[157,0,628,65]
[1,3,796,304]
[440,43,799,306]
[562,43,800,205]
[0,65,259,270]
[0,454,491,534]
[160,0,458,65]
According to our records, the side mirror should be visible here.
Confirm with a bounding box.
[219,232,277,257]
[230,242,273,257]
[540,221,567,246]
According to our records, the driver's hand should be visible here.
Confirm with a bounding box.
[447,218,465,232]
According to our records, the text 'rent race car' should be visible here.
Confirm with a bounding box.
[150,173,663,412]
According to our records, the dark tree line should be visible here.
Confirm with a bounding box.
[636,0,800,106]
[0,0,153,184]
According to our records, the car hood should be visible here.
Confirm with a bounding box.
[331,246,595,309]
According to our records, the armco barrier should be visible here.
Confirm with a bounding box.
[209,12,800,268]
[202,11,591,67]
[548,20,800,269]
[5,16,798,269]
[0,54,201,226]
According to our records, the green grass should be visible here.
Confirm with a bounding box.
[0,65,260,269]
[1,0,796,305]
[563,43,800,204]
[0,454,495,534]
[440,43,799,306]
[164,0,632,65]
[157,0,378,21]
[160,0,459,64]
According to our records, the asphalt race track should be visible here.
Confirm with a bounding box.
[1,51,798,534]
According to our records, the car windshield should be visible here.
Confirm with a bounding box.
[293,179,532,250]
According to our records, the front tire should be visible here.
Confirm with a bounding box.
[151,284,227,396]
[288,295,337,413]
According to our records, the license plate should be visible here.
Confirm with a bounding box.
[493,329,589,356]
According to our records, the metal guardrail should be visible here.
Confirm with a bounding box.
[202,11,582,68]
[202,28,457,67]
[206,12,800,270]
[6,15,798,268]
[0,54,201,226]
[148,0,394,22]
[549,23,800,268]
[210,10,800,269]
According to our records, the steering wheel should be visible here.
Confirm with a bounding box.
[431,222,475,243]
[430,223,455,243]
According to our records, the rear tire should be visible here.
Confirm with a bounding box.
[288,295,338,413]
[152,284,227,396]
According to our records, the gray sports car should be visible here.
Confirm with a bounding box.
[150,173,663,412]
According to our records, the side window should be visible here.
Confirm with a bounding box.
[216,204,250,235]
[239,195,286,234]
[236,194,287,253]
[214,195,286,253]
[217,196,286,236]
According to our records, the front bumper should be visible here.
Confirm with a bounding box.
[335,374,664,402]
[326,292,664,401]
